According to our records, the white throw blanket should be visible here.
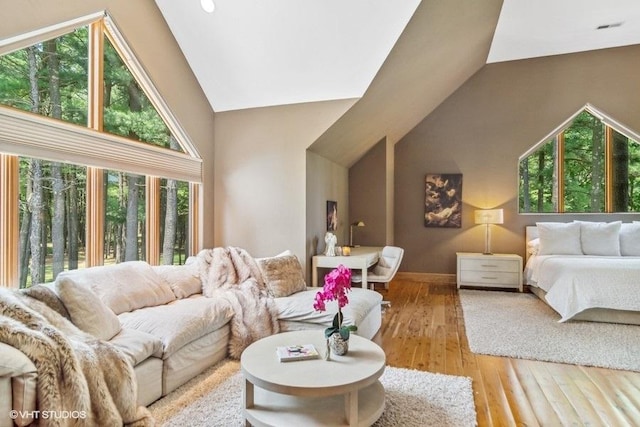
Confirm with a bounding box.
[527,255,640,321]
[191,247,280,358]
[0,287,153,427]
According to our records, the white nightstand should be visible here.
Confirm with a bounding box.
[456,252,523,292]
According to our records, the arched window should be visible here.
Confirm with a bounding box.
[0,13,202,287]
[519,104,640,214]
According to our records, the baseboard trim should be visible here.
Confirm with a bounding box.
[394,272,457,285]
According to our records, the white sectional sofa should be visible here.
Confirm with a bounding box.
[0,252,382,427]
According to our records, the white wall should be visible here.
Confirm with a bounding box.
[306,151,349,279]
[213,99,356,270]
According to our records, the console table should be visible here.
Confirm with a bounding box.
[312,246,381,289]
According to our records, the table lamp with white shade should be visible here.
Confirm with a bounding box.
[474,209,503,255]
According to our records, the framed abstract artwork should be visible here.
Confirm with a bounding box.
[326,200,337,231]
[424,173,462,228]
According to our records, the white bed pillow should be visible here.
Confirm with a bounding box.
[527,238,540,256]
[575,221,621,256]
[620,223,640,256]
[536,222,582,255]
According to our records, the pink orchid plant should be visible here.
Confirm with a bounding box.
[313,264,358,339]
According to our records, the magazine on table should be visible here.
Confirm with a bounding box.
[276,344,320,362]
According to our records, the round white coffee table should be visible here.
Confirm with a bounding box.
[240,330,386,426]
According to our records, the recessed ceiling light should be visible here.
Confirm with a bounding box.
[200,0,215,13]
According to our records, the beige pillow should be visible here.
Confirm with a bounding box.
[257,254,306,298]
[152,264,202,299]
[57,261,176,315]
[54,276,122,340]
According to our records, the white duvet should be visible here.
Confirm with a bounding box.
[525,255,640,321]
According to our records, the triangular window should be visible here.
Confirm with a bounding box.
[519,104,640,213]
[102,36,182,152]
[0,18,190,154]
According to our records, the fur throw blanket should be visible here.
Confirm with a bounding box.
[0,287,153,427]
[191,247,279,358]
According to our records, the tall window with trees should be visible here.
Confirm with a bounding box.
[519,105,640,213]
[0,13,201,288]
[18,158,87,287]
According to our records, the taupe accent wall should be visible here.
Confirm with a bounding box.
[394,45,640,274]
[349,138,387,247]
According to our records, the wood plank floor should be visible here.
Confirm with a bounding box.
[371,278,640,427]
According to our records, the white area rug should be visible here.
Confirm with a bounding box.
[459,289,640,371]
[149,359,477,426]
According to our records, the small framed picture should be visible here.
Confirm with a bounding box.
[424,173,462,228]
[326,200,337,231]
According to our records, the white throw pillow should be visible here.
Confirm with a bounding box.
[536,222,582,255]
[575,221,621,256]
[54,276,122,340]
[620,223,640,256]
[527,238,540,256]
[57,261,176,315]
[152,264,202,299]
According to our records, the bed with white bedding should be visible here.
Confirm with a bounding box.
[525,222,640,325]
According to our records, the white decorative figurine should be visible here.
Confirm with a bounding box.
[324,232,337,256]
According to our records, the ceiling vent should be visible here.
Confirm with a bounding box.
[596,22,624,30]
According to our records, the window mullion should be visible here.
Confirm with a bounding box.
[85,168,104,267]
[0,154,18,287]
[85,21,105,267]
[189,182,201,257]
[556,134,565,213]
[605,126,614,213]
[146,177,160,265]
[88,21,104,132]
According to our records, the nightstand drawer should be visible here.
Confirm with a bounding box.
[459,270,520,285]
[457,252,523,291]
[460,258,519,273]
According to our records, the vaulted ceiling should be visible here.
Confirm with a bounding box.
[155,0,421,112]
[488,0,640,63]
[155,0,640,166]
